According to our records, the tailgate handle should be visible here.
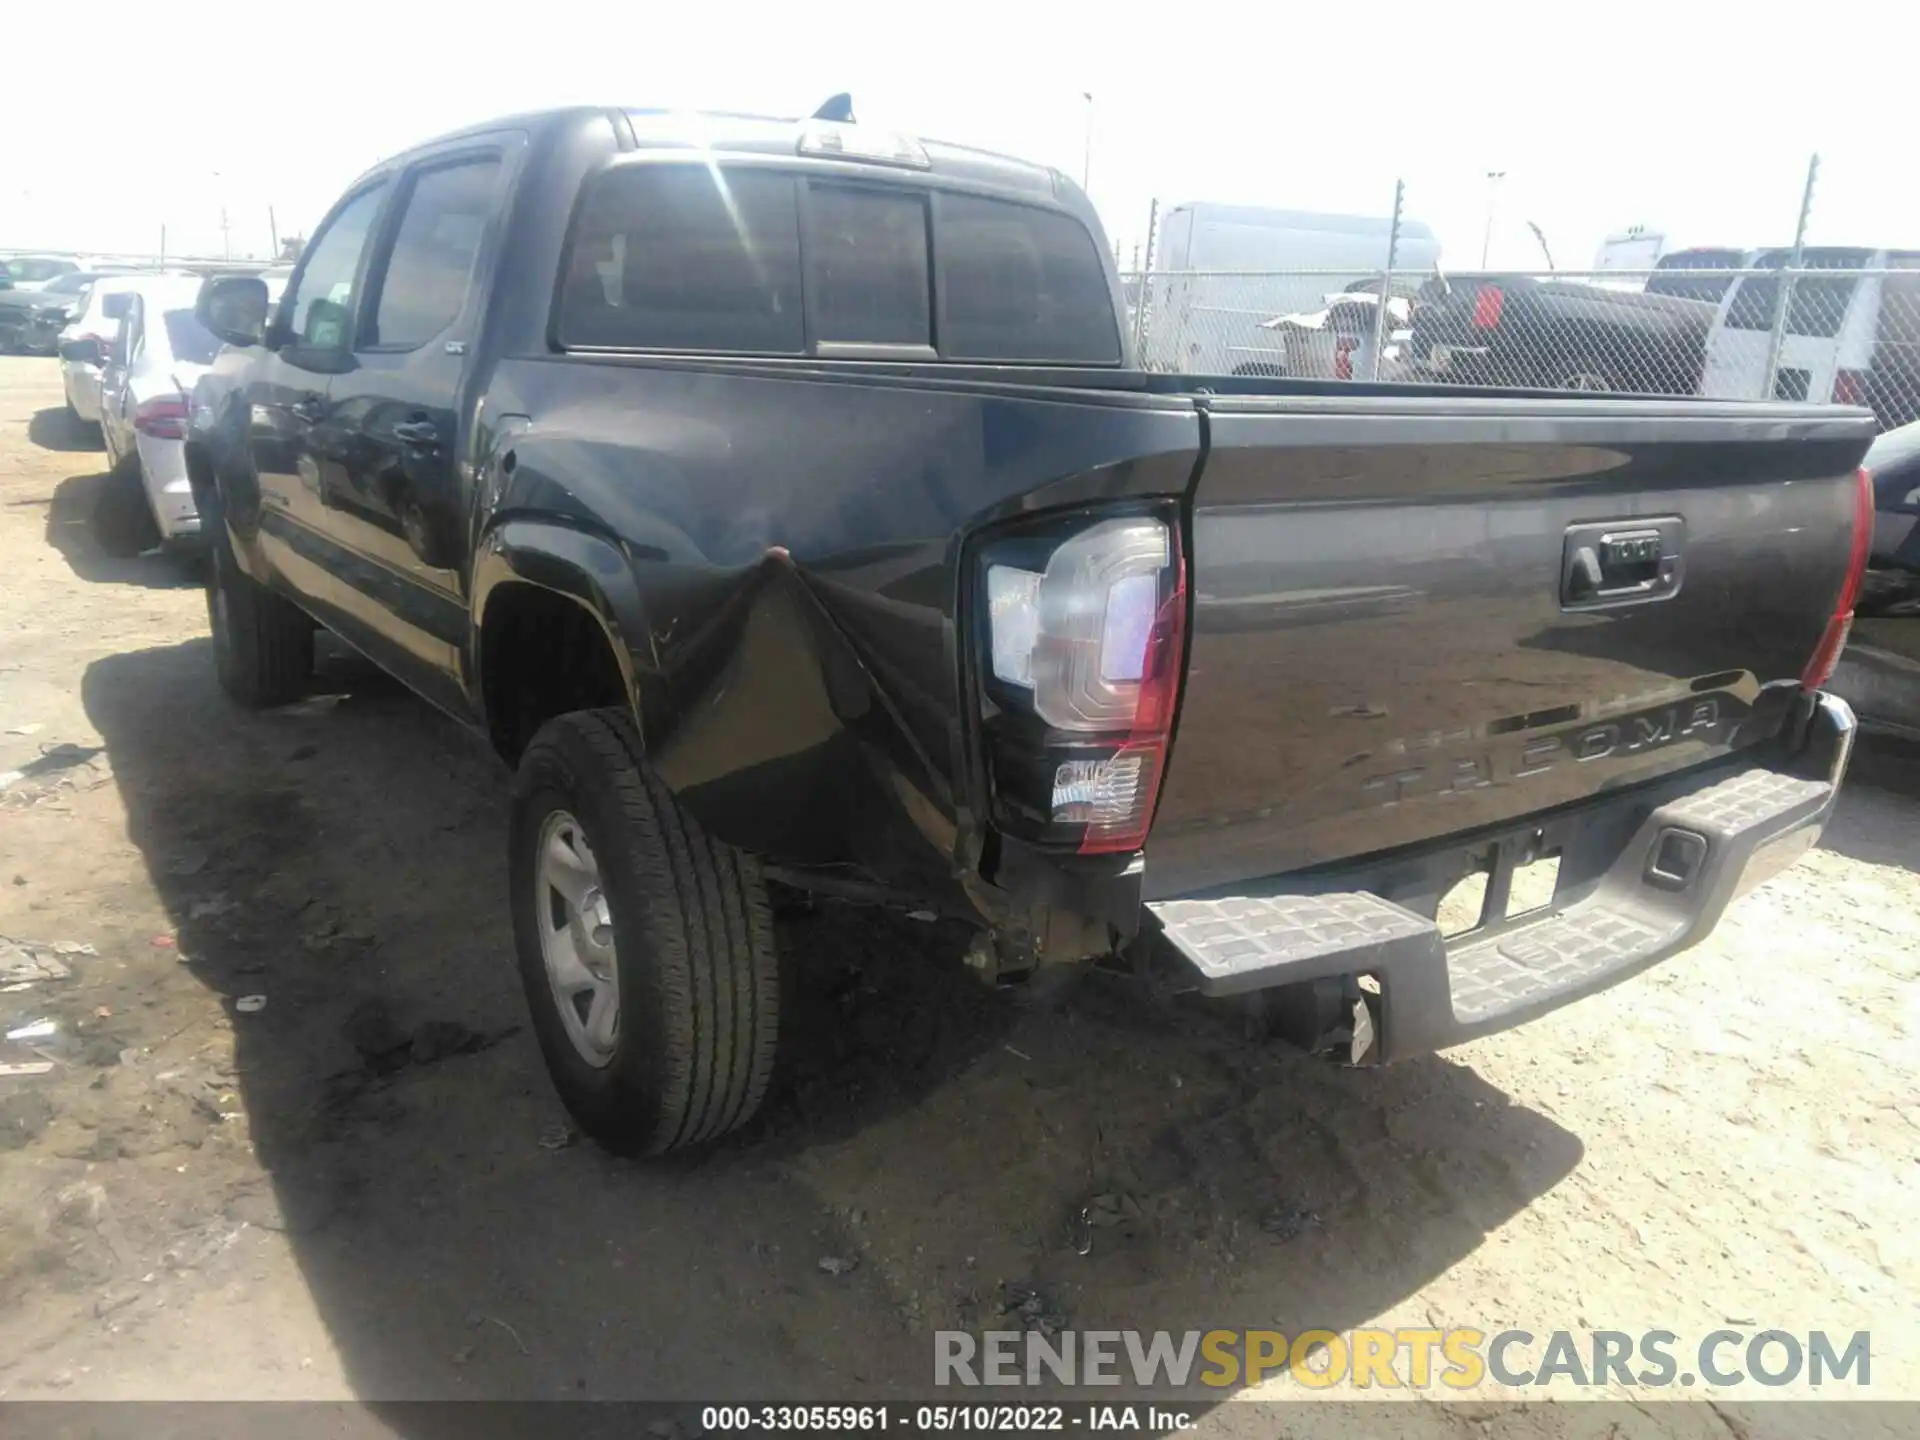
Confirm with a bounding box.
[1561,521,1683,608]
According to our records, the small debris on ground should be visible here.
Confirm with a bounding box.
[0,936,90,985]
[999,1281,1068,1336]
[1259,1203,1320,1243]
[818,1255,860,1276]
[6,1018,57,1041]
[537,1121,576,1151]
[1070,1190,1145,1255]
[234,995,267,1014]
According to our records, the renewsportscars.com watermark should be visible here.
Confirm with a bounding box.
[934,1328,1872,1391]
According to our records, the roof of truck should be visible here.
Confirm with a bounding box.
[386,105,1067,203]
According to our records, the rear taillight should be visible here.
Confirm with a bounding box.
[134,394,189,440]
[1470,285,1505,329]
[1800,465,1875,691]
[976,511,1187,855]
[1833,369,1868,407]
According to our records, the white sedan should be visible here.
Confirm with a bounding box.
[59,275,149,423]
[97,276,222,550]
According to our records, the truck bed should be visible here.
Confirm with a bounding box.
[492,352,1872,904]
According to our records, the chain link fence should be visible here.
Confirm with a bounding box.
[1116,150,1919,431]
[1122,262,1920,430]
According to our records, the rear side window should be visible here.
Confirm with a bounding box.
[938,194,1120,362]
[807,185,931,347]
[559,166,804,353]
[366,156,500,349]
[1724,248,1872,338]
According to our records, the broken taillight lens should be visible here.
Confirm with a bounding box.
[976,511,1187,854]
[1800,465,1874,691]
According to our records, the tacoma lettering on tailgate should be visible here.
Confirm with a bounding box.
[1361,699,1722,807]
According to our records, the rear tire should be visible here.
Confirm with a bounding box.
[509,709,781,1156]
[206,526,314,707]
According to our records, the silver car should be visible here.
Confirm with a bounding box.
[98,276,222,549]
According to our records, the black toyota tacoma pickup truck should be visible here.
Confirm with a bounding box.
[185,106,1874,1156]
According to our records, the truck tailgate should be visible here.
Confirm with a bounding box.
[1145,396,1874,897]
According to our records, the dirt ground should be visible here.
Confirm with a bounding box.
[1,354,1917,1437]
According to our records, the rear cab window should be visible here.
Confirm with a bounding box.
[561,167,804,353]
[555,162,1119,364]
[1644,249,1745,304]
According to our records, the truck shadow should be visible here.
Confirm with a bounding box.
[44,470,201,587]
[79,639,1583,1407]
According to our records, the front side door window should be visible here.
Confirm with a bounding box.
[285,184,389,355]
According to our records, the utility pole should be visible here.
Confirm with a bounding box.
[1480,170,1506,268]
[220,207,232,262]
[1081,91,1094,193]
[268,206,279,259]
[159,225,167,270]
[1369,178,1405,381]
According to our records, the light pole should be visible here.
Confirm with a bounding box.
[1480,170,1506,268]
[1081,91,1094,193]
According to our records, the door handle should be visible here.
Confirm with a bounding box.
[391,419,439,449]
[1560,520,1684,609]
[291,394,324,424]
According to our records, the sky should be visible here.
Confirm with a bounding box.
[5,0,1917,273]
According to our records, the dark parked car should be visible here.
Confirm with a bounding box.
[186,106,1872,1156]
[1410,252,1731,395]
[1860,419,1920,611]
[0,271,99,354]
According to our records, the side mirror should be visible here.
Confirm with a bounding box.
[197,275,271,348]
[102,292,133,322]
[59,336,103,366]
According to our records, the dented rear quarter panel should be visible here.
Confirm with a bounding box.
[476,355,1201,882]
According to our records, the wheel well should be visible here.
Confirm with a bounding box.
[480,583,630,764]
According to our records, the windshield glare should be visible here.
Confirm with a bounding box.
[162,309,223,366]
